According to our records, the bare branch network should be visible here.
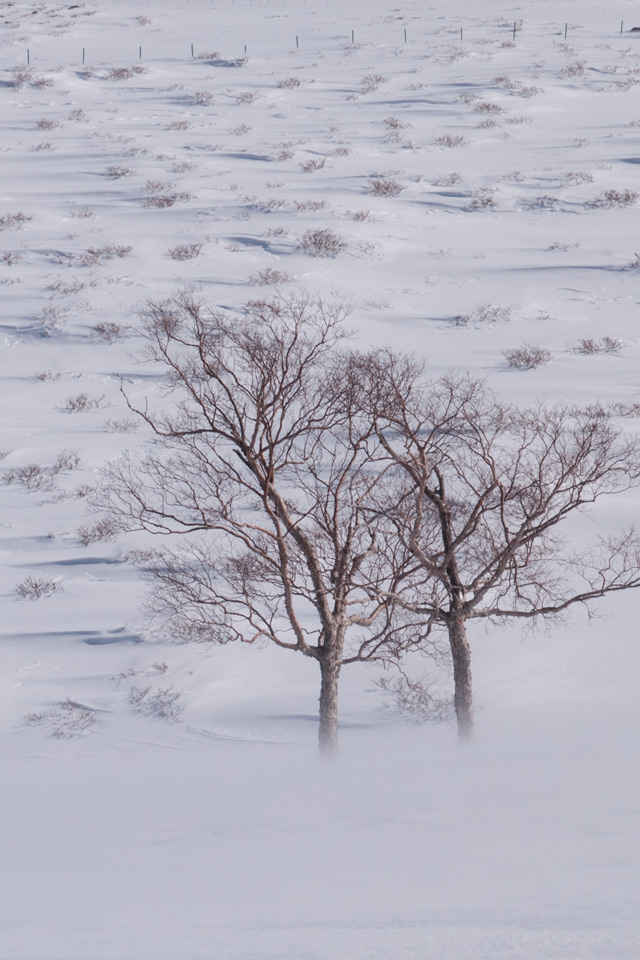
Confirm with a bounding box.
[97,287,640,750]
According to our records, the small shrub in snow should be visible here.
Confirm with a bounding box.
[77,518,121,545]
[236,90,259,104]
[294,200,326,212]
[105,165,133,179]
[68,108,90,123]
[129,685,183,721]
[1,252,22,265]
[108,66,147,80]
[4,450,79,491]
[457,304,512,325]
[477,118,499,128]
[249,267,291,285]
[104,417,140,433]
[383,116,411,130]
[348,209,375,222]
[10,67,35,89]
[473,101,502,113]
[300,229,346,257]
[565,171,594,184]
[301,157,327,172]
[64,392,106,413]
[277,77,301,88]
[435,134,468,147]
[92,322,124,342]
[468,188,497,211]
[575,337,623,354]
[194,51,219,60]
[69,206,94,218]
[193,89,214,105]
[34,370,61,382]
[548,241,580,251]
[0,212,32,230]
[36,118,60,130]
[588,189,638,208]
[365,177,403,197]
[167,243,202,260]
[504,344,552,369]
[25,699,95,737]
[361,74,387,93]
[144,192,191,208]
[15,576,62,600]
[434,172,463,186]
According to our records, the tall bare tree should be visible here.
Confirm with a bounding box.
[366,358,640,738]
[100,290,434,754]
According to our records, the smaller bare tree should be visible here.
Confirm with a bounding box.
[364,359,640,738]
[98,290,435,754]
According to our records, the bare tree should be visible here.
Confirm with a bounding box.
[365,359,640,738]
[99,290,434,754]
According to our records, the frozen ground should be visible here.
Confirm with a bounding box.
[2,0,640,955]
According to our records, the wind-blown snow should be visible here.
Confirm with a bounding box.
[2,0,640,955]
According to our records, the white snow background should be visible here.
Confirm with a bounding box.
[2,0,640,955]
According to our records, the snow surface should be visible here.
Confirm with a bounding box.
[2,0,640,955]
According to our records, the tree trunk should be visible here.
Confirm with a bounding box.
[447,613,474,740]
[318,654,340,757]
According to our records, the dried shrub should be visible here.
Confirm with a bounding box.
[15,576,62,600]
[104,417,140,433]
[4,450,79,491]
[77,244,132,266]
[236,90,259,104]
[34,370,61,382]
[348,209,374,222]
[167,120,191,131]
[129,685,183,721]
[504,344,552,369]
[365,177,403,197]
[36,119,60,130]
[92,322,124,342]
[33,142,53,152]
[477,119,499,128]
[299,229,346,257]
[588,189,638,208]
[468,188,497,211]
[143,192,191,208]
[64,393,106,413]
[549,241,580,251]
[434,172,463,186]
[277,77,301,88]
[1,252,22,266]
[383,116,411,130]
[68,109,90,122]
[167,243,202,260]
[576,337,623,354]
[301,158,327,172]
[473,101,502,113]
[565,171,594,184]
[361,74,387,93]
[457,304,512,325]
[25,699,95,737]
[435,134,468,147]
[108,66,147,80]
[10,67,35,89]
[0,212,32,230]
[105,165,133,179]
[294,200,326,212]
[77,518,121,545]
[194,51,219,60]
[249,267,291,285]
[69,206,95,219]
[193,89,214,105]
